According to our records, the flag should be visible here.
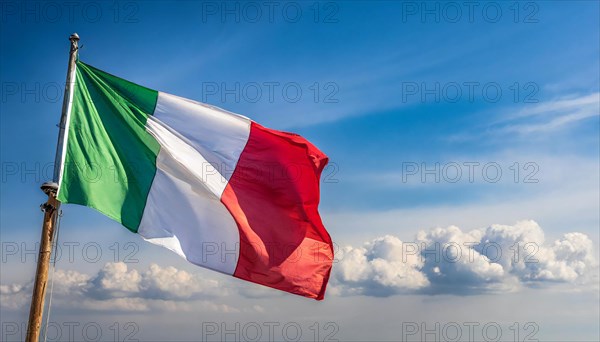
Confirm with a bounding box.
[56,61,333,300]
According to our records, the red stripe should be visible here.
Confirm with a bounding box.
[221,122,333,300]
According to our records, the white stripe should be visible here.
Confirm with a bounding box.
[56,62,77,195]
[138,149,241,274]
[138,92,251,275]
[145,117,229,197]
[152,92,250,193]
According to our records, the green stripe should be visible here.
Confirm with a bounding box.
[57,61,160,232]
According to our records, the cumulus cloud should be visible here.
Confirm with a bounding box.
[1,262,231,312]
[332,236,429,296]
[86,262,226,300]
[0,283,31,310]
[1,221,596,307]
[416,225,509,295]
[473,221,593,283]
[332,220,597,296]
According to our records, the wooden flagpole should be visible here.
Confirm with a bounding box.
[25,33,79,342]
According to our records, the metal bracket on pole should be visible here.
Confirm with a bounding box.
[41,182,58,195]
[39,183,59,212]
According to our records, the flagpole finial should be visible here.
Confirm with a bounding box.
[69,33,79,42]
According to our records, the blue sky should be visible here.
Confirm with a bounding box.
[1,1,599,341]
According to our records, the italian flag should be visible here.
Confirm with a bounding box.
[56,61,334,300]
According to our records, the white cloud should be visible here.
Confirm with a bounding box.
[417,225,509,294]
[332,220,597,296]
[492,92,599,134]
[87,262,140,298]
[0,263,231,313]
[140,263,225,299]
[1,221,596,309]
[86,262,227,301]
[471,221,597,284]
[333,235,429,296]
[0,283,30,310]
